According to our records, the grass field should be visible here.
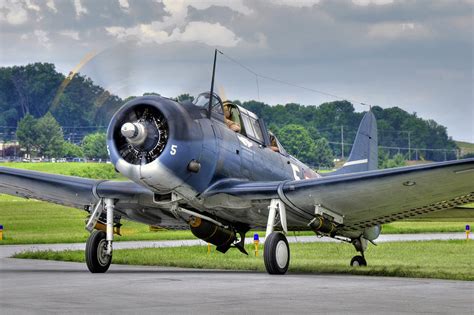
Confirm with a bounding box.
[14,240,474,281]
[1,194,472,244]
[0,162,125,180]
[0,162,472,244]
[456,140,474,156]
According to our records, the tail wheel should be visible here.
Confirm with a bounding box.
[85,230,112,273]
[264,232,290,275]
[350,255,367,267]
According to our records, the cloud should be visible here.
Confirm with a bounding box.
[368,22,431,39]
[118,0,129,10]
[59,30,80,40]
[0,0,28,25]
[25,0,40,11]
[0,0,472,141]
[352,0,393,5]
[34,30,51,48]
[107,21,239,47]
[106,0,247,46]
[270,0,321,7]
[74,0,87,17]
[46,0,57,13]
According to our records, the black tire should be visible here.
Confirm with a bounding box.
[350,255,367,267]
[85,230,111,273]
[264,232,290,275]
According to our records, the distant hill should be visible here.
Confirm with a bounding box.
[456,141,474,157]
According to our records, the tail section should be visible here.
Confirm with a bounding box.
[330,111,378,175]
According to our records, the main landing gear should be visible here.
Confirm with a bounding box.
[86,230,111,273]
[85,198,115,273]
[264,199,290,275]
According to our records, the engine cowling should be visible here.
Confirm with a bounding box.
[107,95,207,194]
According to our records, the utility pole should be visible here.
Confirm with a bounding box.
[407,131,411,161]
[341,125,344,159]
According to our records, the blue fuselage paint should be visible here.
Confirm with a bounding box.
[107,95,319,199]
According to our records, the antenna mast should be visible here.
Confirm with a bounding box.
[208,49,222,118]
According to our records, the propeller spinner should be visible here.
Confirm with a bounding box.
[113,104,169,165]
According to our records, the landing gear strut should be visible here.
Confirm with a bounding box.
[85,198,115,273]
[350,237,368,267]
[264,199,290,275]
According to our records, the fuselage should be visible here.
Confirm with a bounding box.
[106,93,320,229]
[108,94,319,198]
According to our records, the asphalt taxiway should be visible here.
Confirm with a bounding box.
[0,258,472,314]
[0,233,472,314]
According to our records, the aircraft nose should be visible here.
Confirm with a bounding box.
[121,122,137,139]
[121,122,147,145]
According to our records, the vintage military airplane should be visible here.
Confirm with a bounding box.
[1,91,473,274]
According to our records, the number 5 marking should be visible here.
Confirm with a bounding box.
[170,145,177,155]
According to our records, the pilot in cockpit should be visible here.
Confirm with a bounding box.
[223,102,241,133]
[269,132,280,152]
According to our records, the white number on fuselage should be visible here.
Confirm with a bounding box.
[170,145,177,155]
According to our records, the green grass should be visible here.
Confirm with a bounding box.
[1,194,472,244]
[0,194,193,244]
[0,162,126,180]
[456,140,474,155]
[13,240,474,281]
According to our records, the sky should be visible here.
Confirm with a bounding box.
[0,0,473,142]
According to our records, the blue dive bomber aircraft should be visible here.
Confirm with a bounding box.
[1,92,473,274]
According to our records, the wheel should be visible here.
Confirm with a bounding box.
[264,232,290,275]
[85,230,111,273]
[350,255,367,267]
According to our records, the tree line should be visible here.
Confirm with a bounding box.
[1,63,461,166]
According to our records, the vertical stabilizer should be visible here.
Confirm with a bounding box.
[329,111,378,175]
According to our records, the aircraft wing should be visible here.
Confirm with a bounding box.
[203,158,474,232]
[0,166,149,207]
[0,167,187,228]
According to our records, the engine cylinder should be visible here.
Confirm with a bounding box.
[189,217,236,253]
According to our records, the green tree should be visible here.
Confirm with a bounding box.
[36,112,64,157]
[16,114,38,156]
[62,141,83,157]
[277,124,317,165]
[379,150,406,169]
[313,138,335,168]
[82,132,108,159]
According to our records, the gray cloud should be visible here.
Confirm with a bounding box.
[0,0,472,141]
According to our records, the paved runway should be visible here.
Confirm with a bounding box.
[0,233,473,314]
[1,258,473,314]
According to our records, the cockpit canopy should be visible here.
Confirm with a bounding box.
[192,92,287,155]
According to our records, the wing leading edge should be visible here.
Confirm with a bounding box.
[0,166,150,208]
